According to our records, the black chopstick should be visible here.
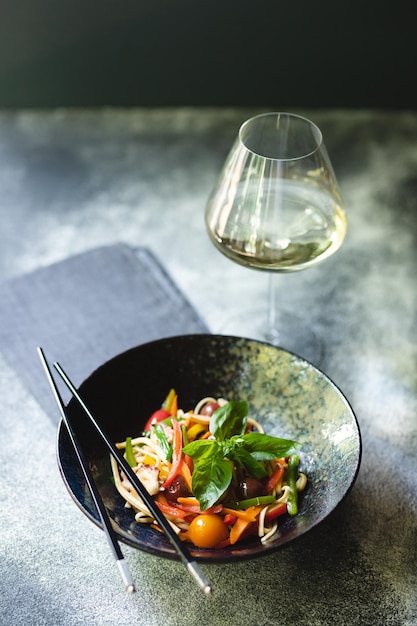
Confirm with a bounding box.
[52,360,212,595]
[37,347,136,594]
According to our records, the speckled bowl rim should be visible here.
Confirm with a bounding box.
[57,334,362,563]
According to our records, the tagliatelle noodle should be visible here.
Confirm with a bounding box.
[258,506,279,544]
[275,484,291,504]
[193,396,227,414]
[110,394,307,547]
[116,436,168,464]
[110,456,154,522]
[296,473,307,491]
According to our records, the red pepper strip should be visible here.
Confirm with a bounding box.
[175,504,204,514]
[265,464,284,494]
[144,409,171,432]
[162,418,183,489]
[184,454,194,473]
[155,500,187,519]
[223,513,238,526]
[264,502,287,523]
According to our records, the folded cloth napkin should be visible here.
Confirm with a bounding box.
[0,243,209,423]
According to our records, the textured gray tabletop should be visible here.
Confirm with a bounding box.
[0,108,416,626]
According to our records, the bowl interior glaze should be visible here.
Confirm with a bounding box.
[57,334,361,562]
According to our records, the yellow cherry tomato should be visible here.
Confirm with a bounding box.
[187,514,229,548]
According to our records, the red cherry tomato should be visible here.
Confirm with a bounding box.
[144,409,171,431]
[186,514,229,548]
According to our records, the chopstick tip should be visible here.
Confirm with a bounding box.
[116,559,136,594]
[187,560,212,595]
[203,584,212,595]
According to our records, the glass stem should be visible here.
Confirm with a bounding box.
[267,273,280,344]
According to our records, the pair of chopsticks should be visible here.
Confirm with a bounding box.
[37,347,212,595]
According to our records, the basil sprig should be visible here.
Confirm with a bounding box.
[182,401,300,511]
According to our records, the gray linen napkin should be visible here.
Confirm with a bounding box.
[0,243,209,423]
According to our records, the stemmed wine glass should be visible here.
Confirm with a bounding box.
[205,112,347,363]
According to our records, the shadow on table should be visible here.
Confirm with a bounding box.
[136,482,416,626]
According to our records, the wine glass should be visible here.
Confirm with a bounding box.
[205,112,346,363]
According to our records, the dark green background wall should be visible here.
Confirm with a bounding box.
[0,0,415,109]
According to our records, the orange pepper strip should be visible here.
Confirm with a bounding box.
[169,394,178,417]
[265,465,284,494]
[222,505,263,523]
[179,458,193,493]
[177,496,200,506]
[229,518,256,544]
[162,419,183,489]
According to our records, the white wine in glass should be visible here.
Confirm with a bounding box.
[205,112,347,362]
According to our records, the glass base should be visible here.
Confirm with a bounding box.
[217,308,323,365]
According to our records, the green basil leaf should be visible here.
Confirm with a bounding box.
[210,401,248,441]
[183,401,301,511]
[229,446,269,479]
[191,455,233,510]
[182,439,217,459]
[241,432,300,460]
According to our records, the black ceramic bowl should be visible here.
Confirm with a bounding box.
[57,334,361,562]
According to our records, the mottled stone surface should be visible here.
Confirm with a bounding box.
[0,108,416,625]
